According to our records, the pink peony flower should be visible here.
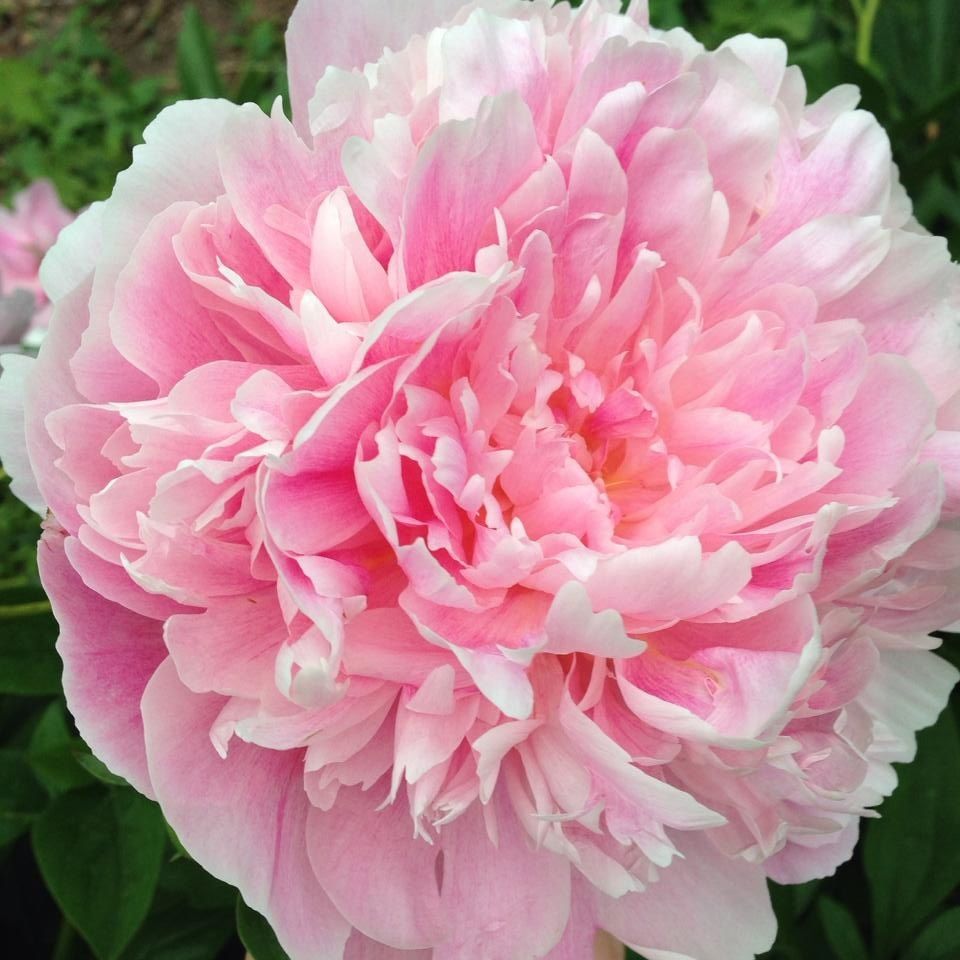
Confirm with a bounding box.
[0,180,75,347]
[1,1,958,956]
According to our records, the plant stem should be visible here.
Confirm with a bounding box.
[0,599,51,617]
[855,0,883,68]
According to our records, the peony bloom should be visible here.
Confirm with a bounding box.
[0,180,75,348]
[2,0,959,956]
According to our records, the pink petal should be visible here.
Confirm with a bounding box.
[596,832,776,960]
[219,103,335,292]
[622,127,715,274]
[402,93,542,287]
[40,530,166,797]
[759,110,891,249]
[439,8,550,128]
[586,539,752,624]
[110,202,242,390]
[285,0,464,136]
[0,352,43,511]
[432,794,571,960]
[344,933,431,960]
[78,100,237,402]
[164,591,285,698]
[142,659,350,960]
[833,354,936,494]
[307,785,445,950]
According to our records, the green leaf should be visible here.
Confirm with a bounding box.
[902,908,960,960]
[164,819,190,860]
[0,59,45,125]
[0,748,47,848]
[176,5,225,99]
[118,905,234,960]
[647,0,686,29]
[817,897,868,960]
[0,594,62,696]
[116,854,235,959]
[237,895,291,960]
[791,880,821,918]
[865,707,960,958]
[157,857,235,913]
[872,0,960,110]
[74,752,129,788]
[28,701,94,795]
[33,786,167,960]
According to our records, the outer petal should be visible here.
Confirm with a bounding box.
[40,530,166,797]
[307,786,445,950]
[765,820,860,885]
[596,832,776,960]
[433,795,572,960]
[142,659,351,960]
[109,202,241,390]
[858,648,958,765]
[39,200,104,303]
[0,352,43,512]
[344,934,431,960]
[758,110,891,248]
[544,885,601,960]
[24,280,91,530]
[833,354,936,495]
[75,99,238,402]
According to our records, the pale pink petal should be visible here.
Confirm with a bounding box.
[344,933,431,960]
[41,531,166,797]
[586,539,752,623]
[307,786,445,950]
[142,659,351,960]
[110,203,242,390]
[77,100,237,402]
[164,591,284,697]
[439,8,550,127]
[596,832,776,960]
[39,201,103,303]
[402,93,542,287]
[0,352,43,511]
[833,354,936,494]
[432,794,571,960]
[285,0,465,136]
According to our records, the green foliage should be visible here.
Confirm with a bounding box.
[865,710,960,958]
[818,898,870,960]
[0,14,169,209]
[902,908,960,960]
[33,786,168,959]
[0,748,46,849]
[116,858,236,960]
[237,897,292,960]
[0,476,44,584]
[177,5,226,100]
[0,2,288,210]
[0,582,63,696]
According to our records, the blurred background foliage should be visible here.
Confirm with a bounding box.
[0,1,957,958]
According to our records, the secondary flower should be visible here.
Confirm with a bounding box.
[2,1,958,957]
[0,180,75,348]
